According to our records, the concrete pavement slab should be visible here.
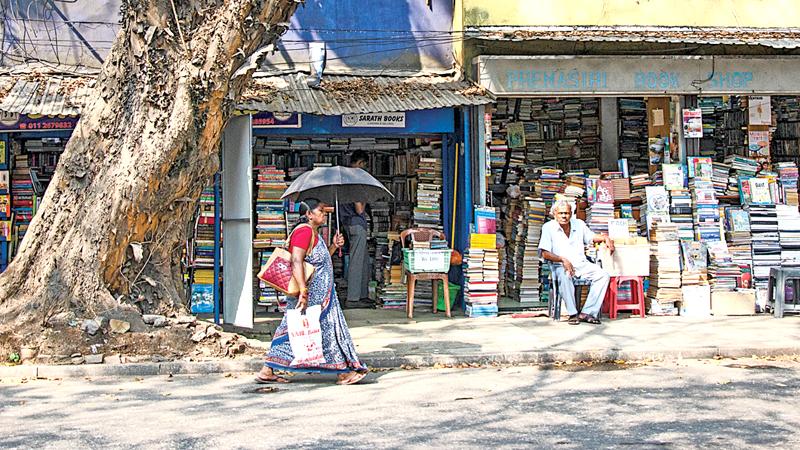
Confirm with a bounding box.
[2,313,798,379]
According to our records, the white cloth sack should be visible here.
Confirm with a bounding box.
[287,305,325,366]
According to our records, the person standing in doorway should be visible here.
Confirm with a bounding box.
[340,150,374,309]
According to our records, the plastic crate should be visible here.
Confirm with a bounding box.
[402,248,451,273]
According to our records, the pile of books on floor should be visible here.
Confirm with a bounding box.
[647,223,682,315]
[375,231,406,309]
[725,207,753,279]
[707,241,739,292]
[519,198,546,306]
[413,157,443,229]
[464,246,500,318]
[777,204,800,268]
[379,263,407,310]
[748,204,780,293]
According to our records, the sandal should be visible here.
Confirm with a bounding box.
[579,313,601,325]
[336,370,368,385]
[567,315,580,325]
[254,375,291,384]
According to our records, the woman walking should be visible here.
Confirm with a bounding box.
[255,198,369,385]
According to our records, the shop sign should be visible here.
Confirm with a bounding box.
[252,112,302,128]
[341,112,405,128]
[476,55,800,95]
[0,112,78,132]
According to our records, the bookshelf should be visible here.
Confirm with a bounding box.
[772,96,800,164]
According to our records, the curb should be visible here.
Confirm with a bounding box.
[2,346,798,379]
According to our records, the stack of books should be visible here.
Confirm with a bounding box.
[690,179,722,241]
[11,154,35,246]
[748,204,780,293]
[413,157,443,230]
[777,204,800,268]
[630,173,652,200]
[463,246,500,318]
[778,162,799,206]
[253,166,288,248]
[724,207,753,287]
[711,162,731,195]
[669,188,694,240]
[604,172,630,201]
[519,198,546,305]
[647,223,682,315]
[706,241,739,292]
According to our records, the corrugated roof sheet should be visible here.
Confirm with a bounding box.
[467,26,800,49]
[0,75,95,116]
[237,73,494,114]
[0,72,493,117]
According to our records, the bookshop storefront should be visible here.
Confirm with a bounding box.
[217,104,489,328]
[0,114,78,273]
[470,54,800,314]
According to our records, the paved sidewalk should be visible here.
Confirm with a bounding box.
[343,311,800,366]
[2,310,799,378]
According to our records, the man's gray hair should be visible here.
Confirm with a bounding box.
[549,199,576,217]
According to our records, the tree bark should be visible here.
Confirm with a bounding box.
[0,0,299,332]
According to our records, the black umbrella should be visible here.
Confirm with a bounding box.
[281,166,393,233]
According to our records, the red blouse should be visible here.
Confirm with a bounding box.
[288,226,317,252]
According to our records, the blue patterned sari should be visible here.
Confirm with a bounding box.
[265,233,367,374]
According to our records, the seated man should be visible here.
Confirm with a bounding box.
[539,199,614,325]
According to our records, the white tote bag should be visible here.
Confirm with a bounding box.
[286,305,325,366]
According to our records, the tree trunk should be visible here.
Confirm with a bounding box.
[0,0,299,332]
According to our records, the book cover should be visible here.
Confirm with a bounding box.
[620,204,633,219]
[585,178,598,204]
[749,178,772,205]
[474,207,497,234]
[596,180,614,204]
[645,186,669,213]
[727,209,751,232]
[688,157,712,178]
[663,164,685,190]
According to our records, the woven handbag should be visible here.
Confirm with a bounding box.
[257,224,316,296]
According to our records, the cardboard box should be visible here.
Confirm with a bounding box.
[712,290,756,316]
[681,285,711,317]
[597,244,650,277]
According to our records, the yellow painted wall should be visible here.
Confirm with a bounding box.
[462,0,800,27]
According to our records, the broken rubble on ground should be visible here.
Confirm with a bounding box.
[109,319,131,334]
[80,319,101,335]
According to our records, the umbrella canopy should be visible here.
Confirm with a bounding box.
[281,166,393,204]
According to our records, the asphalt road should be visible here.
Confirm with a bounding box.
[2,357,799,449]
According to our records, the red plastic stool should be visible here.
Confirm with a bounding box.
[604,276,646,319]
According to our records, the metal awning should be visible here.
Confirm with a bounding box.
[237,73,494,115]
[0,71,494,117]
[0,74,95,117]
[467,26,800,49]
